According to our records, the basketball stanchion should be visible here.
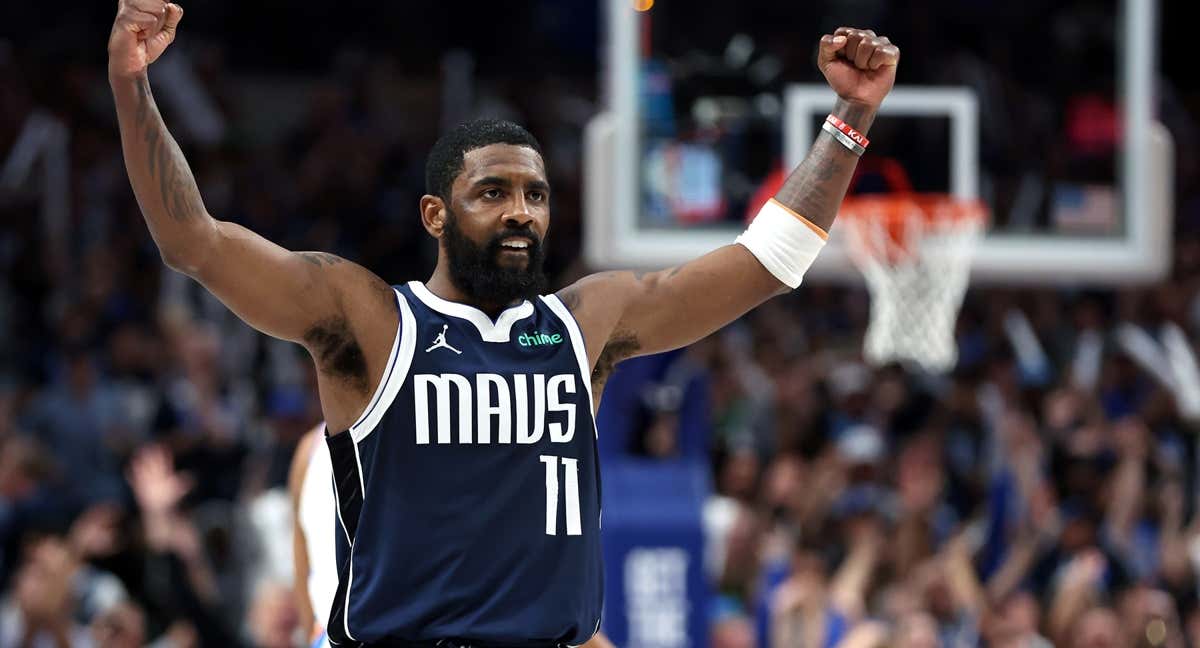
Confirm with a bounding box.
[838,160,987,373]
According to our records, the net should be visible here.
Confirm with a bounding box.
[839,193,987,373]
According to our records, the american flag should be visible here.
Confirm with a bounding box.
[1052,183,1119,235]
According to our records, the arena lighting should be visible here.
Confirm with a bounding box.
[633,0,654,11]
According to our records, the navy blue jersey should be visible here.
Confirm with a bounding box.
[325,281,603,646]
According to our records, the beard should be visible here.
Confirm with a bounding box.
[442,208,548,306]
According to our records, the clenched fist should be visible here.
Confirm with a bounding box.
[108,0,184,80]
[818,27,900,109]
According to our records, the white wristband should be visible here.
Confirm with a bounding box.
[735,198,828,289]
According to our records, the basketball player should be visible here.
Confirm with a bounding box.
[288,424,619,648]
[290,423,338,648]
[108,1,898,645]
[289,424,618,648]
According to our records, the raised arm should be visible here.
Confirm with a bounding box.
[561,29,898,379]
[108,1,396,431]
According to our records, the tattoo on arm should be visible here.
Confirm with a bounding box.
[773,99,876,232]
[298,252,347,268]
[592,331,640,393]
[555,281,641,390]
[134,77,205,223]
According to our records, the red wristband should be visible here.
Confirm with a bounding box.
[825,114,870,149]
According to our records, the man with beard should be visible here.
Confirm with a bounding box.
[107,1,899,645]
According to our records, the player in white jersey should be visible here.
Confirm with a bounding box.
[290,424,339,648]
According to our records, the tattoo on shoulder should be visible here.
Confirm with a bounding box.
[299,252,346,268]
[558,270,641,313]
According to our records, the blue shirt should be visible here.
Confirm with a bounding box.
[325,282,603,646]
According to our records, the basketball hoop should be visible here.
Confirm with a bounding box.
[838,161,987,373]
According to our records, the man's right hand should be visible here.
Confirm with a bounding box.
[108,0,184,80]
[106,0,399,435]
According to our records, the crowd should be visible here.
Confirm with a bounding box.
[3,0,1200,647]
[666,283,1200,648]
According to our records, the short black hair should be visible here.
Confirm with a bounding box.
[425,119,544,201]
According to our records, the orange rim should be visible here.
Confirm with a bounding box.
[839,194,988,262]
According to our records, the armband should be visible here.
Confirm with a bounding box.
[735,199,827,289]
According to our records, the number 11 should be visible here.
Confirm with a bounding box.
[540,455,582,536]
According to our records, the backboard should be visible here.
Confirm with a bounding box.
[585,0,1173,284]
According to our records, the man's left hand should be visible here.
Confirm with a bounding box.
[818,27,900,109]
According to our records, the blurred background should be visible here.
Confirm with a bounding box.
[2,0,1200,646]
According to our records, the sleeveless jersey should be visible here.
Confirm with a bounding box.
[325,282,603,646]
[298,423,338,638]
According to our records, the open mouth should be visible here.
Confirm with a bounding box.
[498,237,534,253]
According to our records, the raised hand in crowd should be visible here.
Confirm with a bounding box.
[127,444,191,509]
[126,444,220,604]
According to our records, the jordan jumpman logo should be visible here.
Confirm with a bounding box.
[425,324,462,354]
